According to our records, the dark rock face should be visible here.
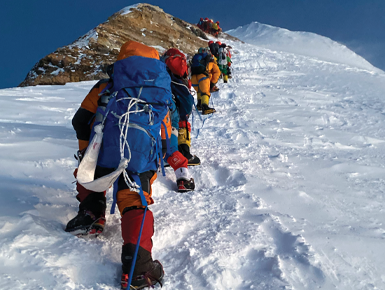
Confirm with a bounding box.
[19,3,240,87]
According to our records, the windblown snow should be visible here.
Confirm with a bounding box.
[119,4,139,16]
[1,23,385,289]
[69,29,98,48]
[227,22,381,72]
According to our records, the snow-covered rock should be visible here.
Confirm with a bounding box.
[19,3,214,87]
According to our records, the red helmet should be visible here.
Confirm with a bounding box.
[208,40,214,45]
[216,41,222,45]
[216,21,220,24]
[205,17,209,20]
[200,18,203,21]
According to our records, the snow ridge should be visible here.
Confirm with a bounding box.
[227,21,382,72]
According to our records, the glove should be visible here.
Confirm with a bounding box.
[74,148,87,165]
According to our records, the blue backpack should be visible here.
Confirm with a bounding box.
[191,53,211,75]
[91,55,172,174]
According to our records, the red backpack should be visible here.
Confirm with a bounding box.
[162,48,188,78]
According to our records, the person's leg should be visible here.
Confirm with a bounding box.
[199,77,216,115]
[178,120,201,166]
[167,150,195,192]
[197,92,202,110]
[65,169,107,237]
[118,171,164,289]
[191,75,202,110]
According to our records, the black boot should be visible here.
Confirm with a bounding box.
[65,192,106,237]
[178,144,201,166]
[188,155,201,166]
[177,178,195,192]
[202,104,216,115]
[121,244,164,289]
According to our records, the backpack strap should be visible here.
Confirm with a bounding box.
[155,136,166,177]
[159,120,172,176]
[192,76,209,95]
[192,76,208,87]
[110,175,120,214]
[131,174,148,206]
[161,120,172,158]
[198,77,208,83]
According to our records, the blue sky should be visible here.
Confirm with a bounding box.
[1,0,384,89]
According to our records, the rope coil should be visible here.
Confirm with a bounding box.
[117,87,144,191]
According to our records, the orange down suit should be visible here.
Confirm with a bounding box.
[191,61,221,106]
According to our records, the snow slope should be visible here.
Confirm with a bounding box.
[1,34,385,289]
[227,22,381,72]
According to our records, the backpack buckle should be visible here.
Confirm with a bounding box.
[144,104,154,125]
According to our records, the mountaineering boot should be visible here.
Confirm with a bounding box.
[65,191,106,237]
[177,178,195,192]
[175,167,195,192]
[202,104,216,115]
[201,94,216,115]
[65,210,106,237]
[121,209,164,289]
[121,258,164,289]
[121,244,164,289]
[178,144,201,166]
[188,155,201,166]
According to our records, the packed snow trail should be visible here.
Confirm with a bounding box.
[1,40,385,289]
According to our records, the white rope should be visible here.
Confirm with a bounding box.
[117,97,147,103]
[76,88,147,193]
[117,87,144,191]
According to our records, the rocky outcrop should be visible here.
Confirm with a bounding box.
[19,3,239,87]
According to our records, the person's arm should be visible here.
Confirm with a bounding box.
[210,62,221,84]
[73,79,109,150]
[72,108,95,150]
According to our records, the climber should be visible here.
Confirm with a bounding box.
[190,48,221,114]
[66,40,183,290]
